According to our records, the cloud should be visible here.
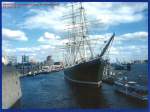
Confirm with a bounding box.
[2,40,11,48]
[4,31,148,62]
[15,44,54,53]
[84,2,147,26]
[20,2,147,31]
[20,5,67,30]
[105,44,148,62]
[2,31,66,62]
[38,32,68,47]
[2,28,28,41]
[87,31,148,62]
[46,31,147,61]
[116,31,148,41]
[2,2,148,62]
[13,44,61,62]
[38,32,60,42]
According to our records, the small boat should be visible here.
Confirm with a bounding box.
[114,77,148,101]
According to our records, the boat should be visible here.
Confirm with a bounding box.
[63,3,115,87]
[114,61,148,101]
[114,77,148,101]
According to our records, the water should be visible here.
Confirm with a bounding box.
[13,71,148,109]
[125,63,148,86]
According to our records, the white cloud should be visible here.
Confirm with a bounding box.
[14,44,62,62]
[2,40,11,48]
[89,33,112,41]
[3,2,148,62]
[87,31,148,62]
[84,2,147,26]
[3,31,148,62]
[38,32,60,42]
[4,48,17,54]
[15,44,54,53]
[107,44,148,62]
[38,32,68,47]
[20,5,67,30]
[2,28,28,41]
[116,31,148,41]
[2,44,51,58]
[20,2,147,31]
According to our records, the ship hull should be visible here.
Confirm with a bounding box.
[64,57,105,87]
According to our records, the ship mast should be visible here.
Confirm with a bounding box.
[64,2,94,66]
[63,2,115,67]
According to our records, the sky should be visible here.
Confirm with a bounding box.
[2,2,148,63]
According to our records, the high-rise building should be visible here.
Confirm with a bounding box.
[47,56,52,61]
[7,56,17,65]
[45,55,53,66]
[22,55,29,63]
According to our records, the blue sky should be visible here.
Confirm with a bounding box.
[2,2,148,62]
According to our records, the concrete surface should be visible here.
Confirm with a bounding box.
[2,65,22,109]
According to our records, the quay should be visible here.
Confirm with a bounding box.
[2,65,22,109]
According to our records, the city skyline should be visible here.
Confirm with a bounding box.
[2,2,148,62]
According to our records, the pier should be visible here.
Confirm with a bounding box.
[2,65,22,109]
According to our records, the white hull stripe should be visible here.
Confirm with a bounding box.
[64,75,102,86]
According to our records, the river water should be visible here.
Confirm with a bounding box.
[13,71,148,109]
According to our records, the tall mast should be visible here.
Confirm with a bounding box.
[71,3,76,64]
[81,3,94,58]
[64,2,94,66]
[63,2,115,67]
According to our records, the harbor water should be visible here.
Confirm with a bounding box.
[12,71,148,109]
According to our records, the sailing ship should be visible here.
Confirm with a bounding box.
[63,3,115,87]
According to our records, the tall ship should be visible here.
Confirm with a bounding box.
[63,3,115,87]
